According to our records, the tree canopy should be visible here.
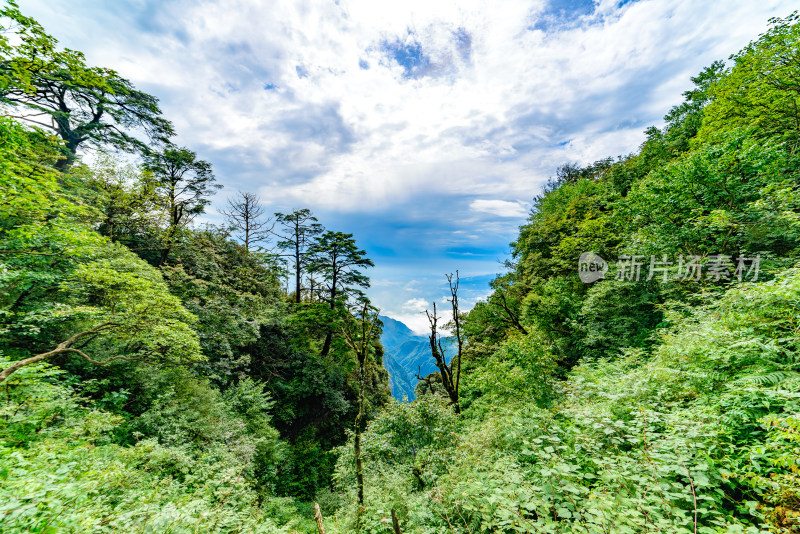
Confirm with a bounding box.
[0,3,173,169]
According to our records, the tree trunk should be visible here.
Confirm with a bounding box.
[425,274,464,415]
[295,238,301,303]
[354,360,365,530]
[355,431,364,506]
[339,305,379,530]
[159,246,171,266]
[160,200,180,265]
[313,502,326,534]
[319,270,337,357]
[320,331,333,357]
[54,142,79,171]
[391,509,402,534]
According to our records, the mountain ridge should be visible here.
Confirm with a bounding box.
[380,315,455,401]
[379,315,430,401]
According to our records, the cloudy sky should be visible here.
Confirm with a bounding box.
[20,0,796,332]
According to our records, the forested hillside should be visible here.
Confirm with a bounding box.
[330,12,800,534]
[2,2,800,534]
[0,3,389,531]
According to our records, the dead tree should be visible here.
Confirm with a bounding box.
[414,365,437,396]
[313,502,327,534]
[220,191,273,251]
[425,272,463,414]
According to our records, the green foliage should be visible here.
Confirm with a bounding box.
[0,118,202,379]
[331,396,458,532]
[161,228,283,382]
[577,278,667,359]
[80,155,164,245]
[481,17,800,374]
[308,230,375,306]
[699,12,800,148]
[142,145,221,265]
[463,331,558,409]
[0,362,296,534]
[663,60,725,153]
[514,171,619,282]
[0,2,173,168]
[336,270,800,533]
[624,128,799,259]
[6,4,800,533]
[519,276,583,363]
[273,208,324,303]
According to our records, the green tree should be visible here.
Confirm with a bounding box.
[482,273,529,336]
[307,231,374,356]
[340,301,382,509]
[624,129,795,259]
[0,118,201,384]
[273,209,323,303]
[0,3,173,169]
[82,155,162,245]
[698,12,800,147]
[0,250,203,383]
[143,145,219,265]
[662,60,725,152]
[160,228,283,383]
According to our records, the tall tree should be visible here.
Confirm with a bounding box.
[0,117,202,384]
[340,300,381,513]
[273,209,323,303]
[307,231,374,356]
[143,145,220,265]
[221,191,272,251]
[0,3,173,169]
[423,272,464,414]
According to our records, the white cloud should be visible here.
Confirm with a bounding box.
[470,199,529,218]
[383,312,430,336]
[26,0,797,216]
[371,278,401,287]
[18,0,798,320]
[384,308,453,336]
[403,280,420,291]
[402,297,429,313]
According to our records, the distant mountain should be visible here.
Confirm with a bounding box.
[380,315,424,349]
[379,315,453,401]
[382,350,417,401]
[379,316,425,401]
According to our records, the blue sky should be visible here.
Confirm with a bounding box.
[19,0,797,333]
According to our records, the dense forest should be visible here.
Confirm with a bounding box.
[2,2,800,533]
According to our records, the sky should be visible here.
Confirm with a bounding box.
[18,0,797,333]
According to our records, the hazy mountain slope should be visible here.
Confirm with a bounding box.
[382,350,417,401]
[380,315,455,401]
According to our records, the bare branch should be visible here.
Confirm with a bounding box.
[425,282,463,414]
[0,321,119,383]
